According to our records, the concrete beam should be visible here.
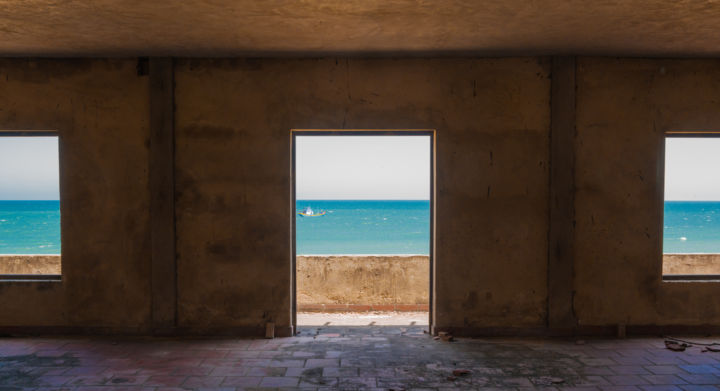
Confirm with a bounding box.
[149,58,176,332]
[547,56,577,330]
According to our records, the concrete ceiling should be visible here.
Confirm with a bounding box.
[1,0,719,57]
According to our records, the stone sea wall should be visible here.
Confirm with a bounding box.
[0,255,61,275]
[297,255,429,312]
[2,253,715,283]
[663,254,720,275]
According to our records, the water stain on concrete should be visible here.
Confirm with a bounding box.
[0,353,78,387]
[180,125,238,141]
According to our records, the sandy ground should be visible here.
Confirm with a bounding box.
[297,311,429,326]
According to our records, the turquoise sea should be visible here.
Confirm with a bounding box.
[2,200,719,255]
[296,200,430,255]
[664,201,720,253]
[0,201,61,254]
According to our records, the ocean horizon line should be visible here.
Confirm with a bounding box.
[297,199,429,201]
[4,199,718,202]
[665,200,720,202]
[0,199,60,202]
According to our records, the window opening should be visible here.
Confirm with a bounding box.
[0,132,61,277]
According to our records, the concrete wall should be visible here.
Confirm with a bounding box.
[664,254,720,275]
[5,253,712,290]
[0,256,61,275]
[297,255,428,310]
[0,59,151,331]
[174,58,550,335]
[575,58,720,328]
[0,57,718,336]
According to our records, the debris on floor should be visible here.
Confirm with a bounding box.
[437,331,454,342]
[665,340,690,351]
[265,321,275,339]
[452,368,471,376]
[665,336,720,353]
[531,376,565,386]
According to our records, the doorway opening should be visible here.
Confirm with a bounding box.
[291,130,435,329]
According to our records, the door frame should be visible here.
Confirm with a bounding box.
[290,129,436,333]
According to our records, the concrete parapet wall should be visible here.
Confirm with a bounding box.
[0,255,61,275]
[664,254,720,275]
[297,255,429,310]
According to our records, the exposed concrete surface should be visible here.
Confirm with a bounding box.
[547,56,577,329]
[297,255,428,306]
[2,1,720,56]
[148,58,177,330]
[0,255,60,275]
[174,58,550,334]
[298,311,429,326]
[0,59,151,329]
[3,57,720,335]
[575,58,720,327]
[664,254,720,275]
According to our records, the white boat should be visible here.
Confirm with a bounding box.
[297,206,326,217]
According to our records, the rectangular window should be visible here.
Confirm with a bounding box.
[663,133,720,280]
[0,131,61,278]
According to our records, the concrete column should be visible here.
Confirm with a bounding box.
[547,56,577,331]
[149,58,176,332]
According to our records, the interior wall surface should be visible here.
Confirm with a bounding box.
[174,58,551,335]
[0,59,151,330]
[3,57,719,335]
[574,58,720,327]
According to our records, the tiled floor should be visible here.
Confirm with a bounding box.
[0,326,719,390]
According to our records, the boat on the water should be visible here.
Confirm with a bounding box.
[297,206,326,217]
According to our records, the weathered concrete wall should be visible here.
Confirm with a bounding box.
[575,58,720,327]
[0,59,151,330]
[664,254,720,275]
[0,256,61,275]
[297,255,428,308]
[174,58,551,334]
[4,57,720,336]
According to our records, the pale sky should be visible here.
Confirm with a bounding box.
[665,137,720,201]
[5,135,709,202]
[0,137,60,200]
[296,136,430,200]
